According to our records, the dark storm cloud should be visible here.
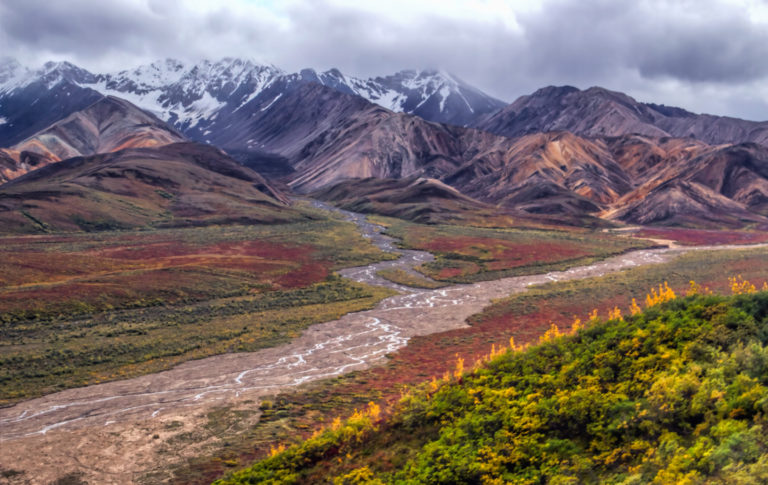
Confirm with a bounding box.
[0,0,765,119]
[515,0,768,84]
[0,0,171,58]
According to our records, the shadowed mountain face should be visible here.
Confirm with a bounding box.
[0,96,185,183]
[223,82,486,192]
[476,86,768,146]
[0,142,297,233]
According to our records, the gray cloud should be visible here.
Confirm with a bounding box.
[0,0,766,120]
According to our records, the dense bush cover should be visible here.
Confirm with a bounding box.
[218,287,768,484]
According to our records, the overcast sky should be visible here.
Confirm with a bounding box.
[1,0,766,120]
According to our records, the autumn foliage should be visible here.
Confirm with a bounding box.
[219,281,768,484]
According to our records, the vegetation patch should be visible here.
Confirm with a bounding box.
[0,277,394,404]
[634,227,768,246]
[375,269,448,289]
[377,217,654,283]
[0,215,397,404]
[0,217,389,324]
[217,282,768,484]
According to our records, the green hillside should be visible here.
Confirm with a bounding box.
[217,283,768,484]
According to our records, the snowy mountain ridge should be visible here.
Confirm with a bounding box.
[0,58,505,132]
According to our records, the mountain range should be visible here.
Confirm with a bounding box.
[0,94,296,233]
[1,57,767,232]
[0,58,504,146]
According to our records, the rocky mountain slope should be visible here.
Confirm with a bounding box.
[476,85,768,146]
[0,96,185,183]
[444,131,632,215]
[0,59,104,146]
[0,58,504,151]
[604,142,768,227]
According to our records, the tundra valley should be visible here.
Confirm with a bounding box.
[1,16,768,484]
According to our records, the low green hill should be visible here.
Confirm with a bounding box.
[217,286,768,484]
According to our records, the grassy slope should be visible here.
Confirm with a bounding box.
[0,143,300,234]
[218,289,768,484]
[0,207,397,404]
[372,216,655,283]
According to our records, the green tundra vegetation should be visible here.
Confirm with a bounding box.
[0,211,397,404]
[217,284,768,484]
[370,216,654,283]
[375,268,449,289]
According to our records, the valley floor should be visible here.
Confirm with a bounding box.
[0,208,766,484]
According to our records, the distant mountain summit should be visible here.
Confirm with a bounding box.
[476,85,768,145]
[0,60,103,146]
[303,68,506,127]
[0,58,505,148]
[91,60,504,129]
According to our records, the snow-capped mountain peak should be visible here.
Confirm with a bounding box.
[300,66,505,126]
[0,59,97,94]
[36,61,96,87]
[82,58,286,129]
[0,58,506,148]
[360,68,505,125]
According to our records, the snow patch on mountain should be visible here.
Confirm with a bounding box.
[260,93,283,112]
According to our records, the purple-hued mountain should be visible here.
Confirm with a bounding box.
[474,85,768,146]
[0,58,505,149]
[2,58,768,229]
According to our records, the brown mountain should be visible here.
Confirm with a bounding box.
[237,83,765,228]
[688,143,768,216]
[248,84,632,207]
[0,96,184,184]
[444,131,632,215]
[602,142,768,228]
[603,135,712,182]
[476,86,768,146]
[604,180,767,229]
[225,83,481,192]
[0,142,297,233]
[313,176,496,224]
